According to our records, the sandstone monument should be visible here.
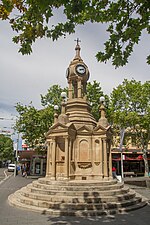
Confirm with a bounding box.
[46,39,112,181]
[9,41,146,216]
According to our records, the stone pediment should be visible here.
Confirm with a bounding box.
[50,122,67,130]
[94,124,107,132]
[93,124,112,133]
[46,122,68,136]
[66,122,76,131]
[76,125,92,134]
[46,122,77,138]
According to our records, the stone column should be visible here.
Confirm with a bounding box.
[51,138,56,179]
[68,79,73,99]
[65,136,69,179]
[108,142,112,177]
[74,82,77,98]
[77,78,82,98]
[68,138,71,178]
[103,138,108,177]
[32,158,35,175]
[46,142,51,177]
[40,158,44,175]
[90,136,93,163]
[100,138,103,176]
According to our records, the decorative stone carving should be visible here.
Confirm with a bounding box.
[77,162,92,169]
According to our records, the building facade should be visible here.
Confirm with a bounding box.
[112,134,150,176]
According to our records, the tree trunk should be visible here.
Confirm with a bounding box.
[143,149,149,177]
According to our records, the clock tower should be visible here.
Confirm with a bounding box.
[65,39,96,130]
[66,38,89,99]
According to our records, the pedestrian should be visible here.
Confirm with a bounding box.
[21,165,24,176]
[112,166,117,179]
[22,164,27,177]
[22,170,28,178]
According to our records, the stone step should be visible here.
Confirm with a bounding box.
[8,177,147,217]
[8,193,147,217]
[20,187,135,203]
[8,190,146,217]
[24,184,130,199]
[10,190,142,211]
[38,178,117,187]
[31,180,124,192]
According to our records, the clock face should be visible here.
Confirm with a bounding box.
[76,64,86,75]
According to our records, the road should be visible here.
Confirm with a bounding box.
[0,171,150,225]
[0,167,13,182]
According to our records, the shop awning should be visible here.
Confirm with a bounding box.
[112,155,150,161]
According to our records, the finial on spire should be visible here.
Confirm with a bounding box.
[97,96,109,127]
[74,38,81,58]
[74,38,81,46]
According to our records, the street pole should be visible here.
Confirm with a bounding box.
[120,128,125,180]
[14,132,19,177]
[121,151,124,179]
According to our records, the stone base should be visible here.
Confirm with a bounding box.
[8,178,146,216]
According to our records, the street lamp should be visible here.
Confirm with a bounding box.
[99,96,105,103]
[61,92,67,101]
[54,105,59,124]
[61,92,67,114]
[54,105,59,111]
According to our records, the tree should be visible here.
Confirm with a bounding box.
[41,84,67,110]
[0,134,14,162]
[109,79,150,176]
[0,0,149,67]
[86,80,109,121]
[15,85,67,149]
[15,102,54,149]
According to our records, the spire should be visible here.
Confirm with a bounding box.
[58,92,69,125]
[74,38,81,59]
[98,97,109,128]
[54,105,59,124]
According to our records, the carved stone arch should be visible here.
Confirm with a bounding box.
[78,139,90,162]
[94,139,100,162]
[56,137,65,161]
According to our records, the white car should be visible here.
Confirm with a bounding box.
[8,163,16,172]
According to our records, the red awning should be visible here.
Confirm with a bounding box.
[22,144,28,148]
[113,155,150,161]
[112,158,121,161]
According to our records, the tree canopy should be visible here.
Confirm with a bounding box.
[0,0,149,67]
[109,79,150,130]
[0,134,14,162]
[41,84,67,109]
[86,80,109,121]
[109,79,150,176]
[15,102,53,149]
[15,85,67,149]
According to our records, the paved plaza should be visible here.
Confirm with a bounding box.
[0,170,150,225]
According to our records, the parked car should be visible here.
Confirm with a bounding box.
[8,163,16,172]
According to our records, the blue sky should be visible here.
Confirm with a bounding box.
[0,16,150,130]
